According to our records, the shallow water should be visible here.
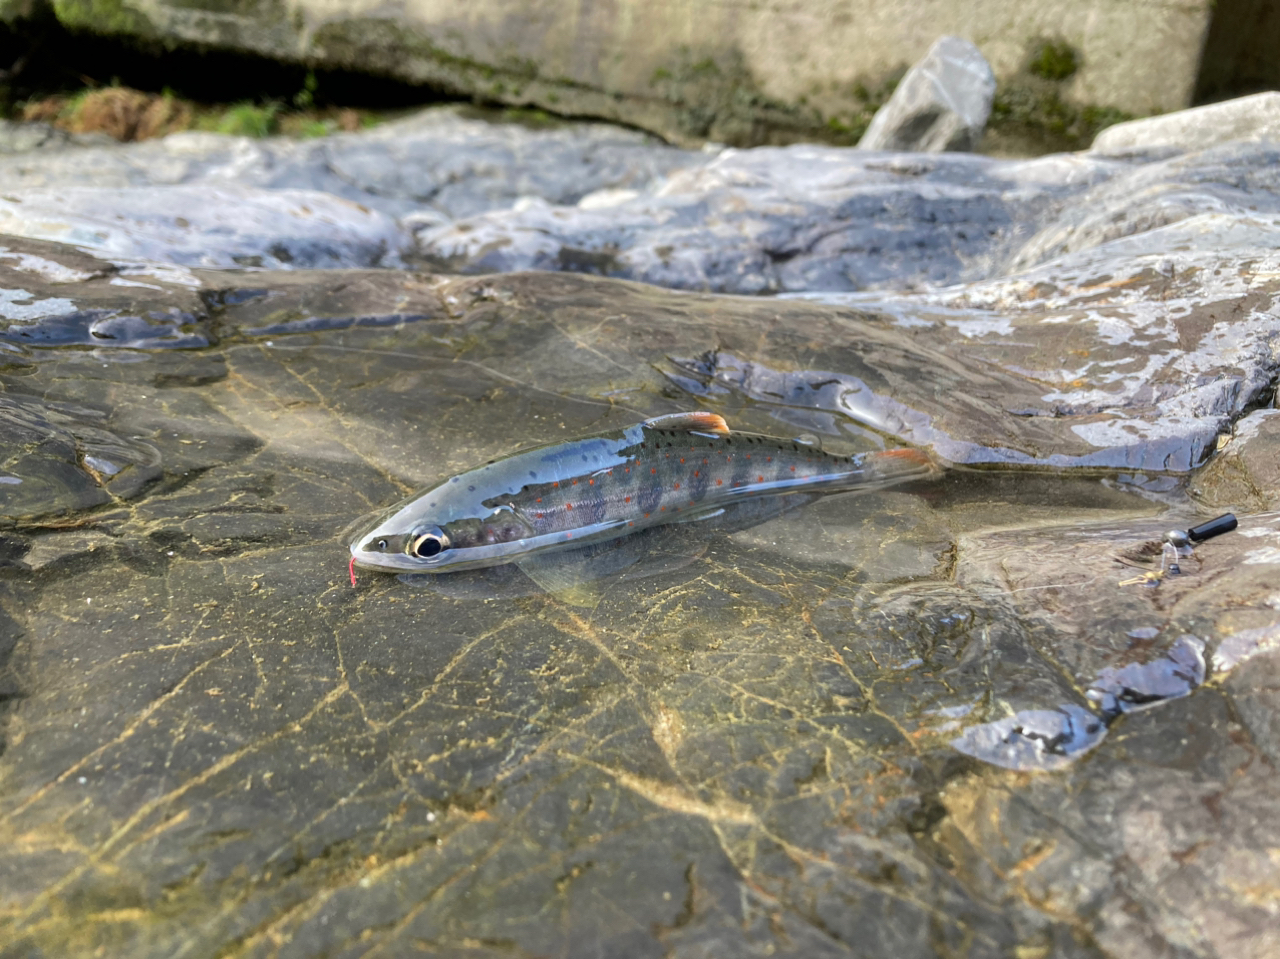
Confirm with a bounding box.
[5,261,1278,957]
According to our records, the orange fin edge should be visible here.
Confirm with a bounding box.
[870,448,938,474]
[643,411,731,435]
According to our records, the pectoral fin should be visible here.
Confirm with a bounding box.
[516,546,622,609]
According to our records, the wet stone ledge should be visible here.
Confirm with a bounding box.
[0,104,1278,959]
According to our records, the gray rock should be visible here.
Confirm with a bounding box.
[416,147,1117,294]
[0,107,700,222]
[0,120,117,153]
[0,185,409,270]
[858,36,996,153]
[1091,90,1280,155]
[1191,409,1280,511]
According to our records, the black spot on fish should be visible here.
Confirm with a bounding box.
[468,485,476,491]
[529,471,537,478]
[451,477,459,483]
[636,472,663,516]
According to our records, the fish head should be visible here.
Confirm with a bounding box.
[350,487,538,573]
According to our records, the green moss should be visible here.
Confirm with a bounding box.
[212,101,280,137]
[814,69,902,146]
[297,118,331,137]
[292,70,317,110]
[989,82,1132,151]
[51,0,155,37]
[1028,39,1079,82]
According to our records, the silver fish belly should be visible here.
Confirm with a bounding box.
[349,411,938,573]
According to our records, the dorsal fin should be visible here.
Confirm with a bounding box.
[643,411,731,434]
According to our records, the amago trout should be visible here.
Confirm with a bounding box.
[349,411,938,575]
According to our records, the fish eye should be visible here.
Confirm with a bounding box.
[410,526,449,559]
[376,539,388,550]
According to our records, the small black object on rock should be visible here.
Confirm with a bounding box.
[1164,513,1237,550]
[1188,513,1238,542]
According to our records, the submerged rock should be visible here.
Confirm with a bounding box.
[858,36,996,153]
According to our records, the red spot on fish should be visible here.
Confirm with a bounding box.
[349,556,357,587]
[625,495,631,503]
[680,457,685,463]
[758,475,764,482]
[588,478,594,485]
[553,481,559,487]
[536,497,543,503]
[767,456,772,462]
[716,479,723,486]
[790,466,796,472]
[566,503,573,510]
[628,521,635,527]
[694,470,700,477]
[703,458,709,464]
[674,482,681,490]
[566,532,573,539]
[746,454,751,459]
[644,512,651,518]
[537,512,545,518]
[572,479,578,485]
[660,506,666,512]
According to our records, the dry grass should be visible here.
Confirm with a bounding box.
[20,86,372,141]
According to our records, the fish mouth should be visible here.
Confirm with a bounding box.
[349,543,442,573]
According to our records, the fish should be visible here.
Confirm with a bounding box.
[349,411,938,576]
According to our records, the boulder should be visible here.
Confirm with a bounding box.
[1091,91,1280,155]
[858,35,996,152]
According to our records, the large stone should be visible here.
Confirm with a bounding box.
[1091,90,1280,155]
[858,36,996,152]
[30,0,1223,146]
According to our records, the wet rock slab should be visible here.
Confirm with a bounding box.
[1,104,1279,957]
[0,246,1277,956]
